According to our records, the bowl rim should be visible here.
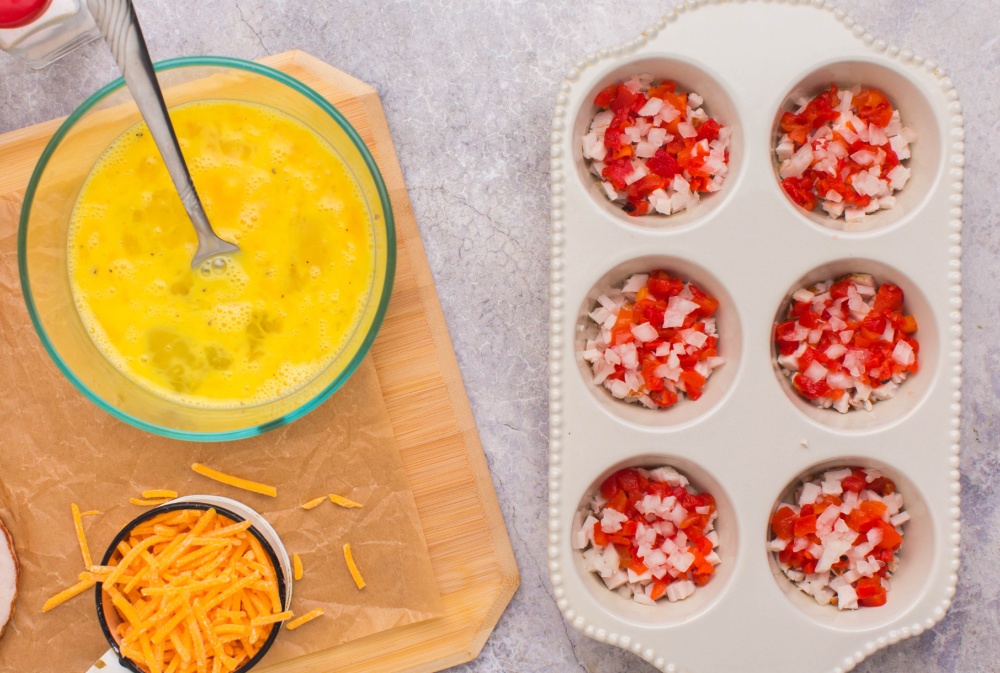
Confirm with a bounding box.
[17,54,397,442]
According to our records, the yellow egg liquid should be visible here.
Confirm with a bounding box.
[68,100,374,407]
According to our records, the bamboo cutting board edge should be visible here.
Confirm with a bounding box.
[0,49,520,673]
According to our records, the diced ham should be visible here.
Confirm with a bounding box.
[779,143,814,179]
[621,274,648,294]
[887,165,911,190]
[890,512,910,527]
[601,508,628,533]
[680,328,708,348]
[631,322,659,343]
[889,134,910,160]
[662,296,699,328]
[603,569,629,590]
[824,344,847,360]
[666,580,696,602]
[850,149,876,166]
[637,97,664,117]
[803,361,828,382]
[600,545,620,578]
[815,538,852,573]
[798,482,822,506]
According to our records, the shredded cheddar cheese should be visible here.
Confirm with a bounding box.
[250,610,292,627]
[328,494,363,509]
[142,490,178,499]
[47,478,359,668]
[191,463,277,497]
[81,569,112,583]
[42,578,97,612]
[98,508,284,673]
[285,607,324,630]
[71,503,93,569]
[343,543,365,590]
[300,496,326,510]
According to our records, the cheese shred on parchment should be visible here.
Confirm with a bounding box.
[190,463,277,497]
[285,607,324,631]
[328,494,362,509]
[343,543,365,590]
[300,496,326,511]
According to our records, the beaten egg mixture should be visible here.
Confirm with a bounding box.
[68,100,373,407]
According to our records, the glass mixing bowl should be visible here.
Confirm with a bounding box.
[19,56,395,441]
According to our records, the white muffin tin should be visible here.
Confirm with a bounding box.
[547,2,963,672]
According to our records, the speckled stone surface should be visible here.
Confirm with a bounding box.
[1,1,997,671]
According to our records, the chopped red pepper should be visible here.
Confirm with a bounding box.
[678,370,707,401]
[649,388,678,408]
[594,84,616,109]
[695,118,722,142]
[781,176,818,211]
[872,283,904,313]
[688,284,719,318]
[646,148,681,180]
[793,513,818,537]
[857,578,888,607]
[616,468,643,493]
[599,473,620,499]
[602,158,634,191]
[841,471,867,494]
[853,88,894,127]
[606,490,628,513]
[771,506,797,540]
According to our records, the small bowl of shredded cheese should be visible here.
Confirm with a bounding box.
[94,496,292,673]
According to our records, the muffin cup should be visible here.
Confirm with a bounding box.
[570,55,744,231]
[769,58,943,234]
[569,457,738,628]
[573,255,742,430]
[766,459,934,632]
[769,259,939,433]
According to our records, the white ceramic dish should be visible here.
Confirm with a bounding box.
[547,2,963,672]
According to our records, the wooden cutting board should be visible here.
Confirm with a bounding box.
[0,49,519,673]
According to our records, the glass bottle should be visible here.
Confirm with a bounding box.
[1,0,101,68]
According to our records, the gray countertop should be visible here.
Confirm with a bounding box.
[2,1,998,671]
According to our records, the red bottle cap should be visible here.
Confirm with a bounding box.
[0,0,53,29]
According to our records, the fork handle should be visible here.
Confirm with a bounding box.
[85,0,218,255]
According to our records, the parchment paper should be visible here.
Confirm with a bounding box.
[0,193,443,670]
